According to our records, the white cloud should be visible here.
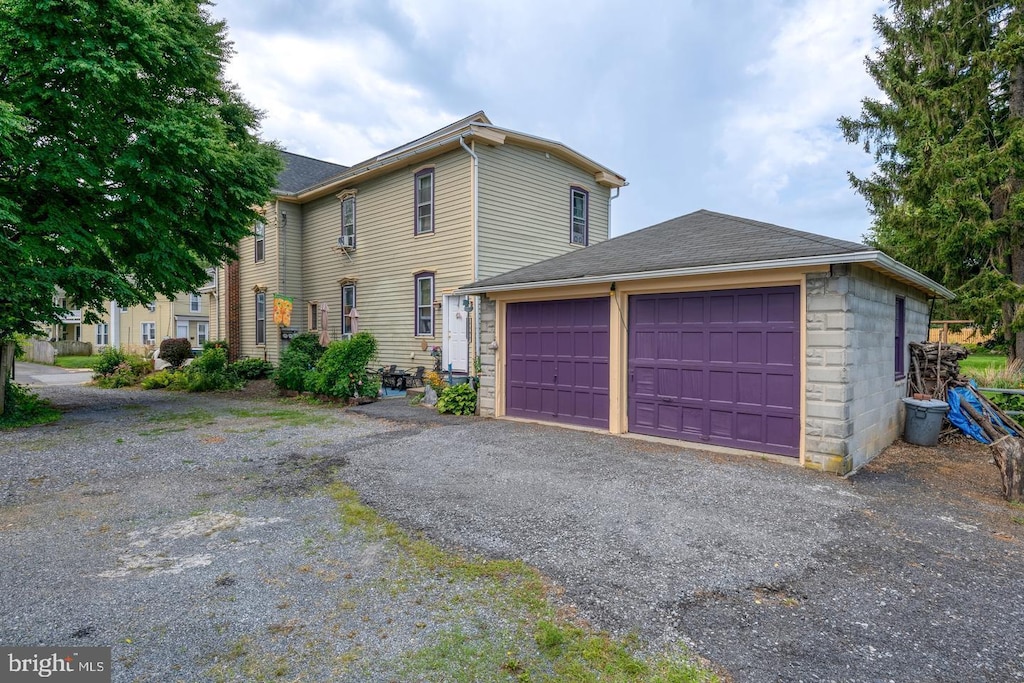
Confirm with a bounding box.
[717,0,885,200]
[218,21,457,164]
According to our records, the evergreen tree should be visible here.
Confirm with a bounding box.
[0,0,281,344]
[840,1,1024,359]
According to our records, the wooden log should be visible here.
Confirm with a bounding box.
[968,386,1024,437]
[960,393,1024,502]
[960,399,1005,441]
[990,436,1024,502]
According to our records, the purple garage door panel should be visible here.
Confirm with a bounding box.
[628,287,800,457]
[506,298,610,428]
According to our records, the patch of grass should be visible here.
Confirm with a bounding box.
[227,407,336,427]
[53,355,103,369]
[327,482,717,683]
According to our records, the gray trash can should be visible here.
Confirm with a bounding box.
[902,397,949,446]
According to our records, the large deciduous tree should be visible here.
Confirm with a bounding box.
[0,0,281,344]
[840,1,1024,360]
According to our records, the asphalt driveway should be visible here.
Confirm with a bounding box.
[2,386,1022,681]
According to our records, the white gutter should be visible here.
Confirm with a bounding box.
[456,250,955,299]
[458,135,482,364]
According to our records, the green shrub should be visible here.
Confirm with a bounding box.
[287,332,326,363]
[436,383,477,415]
[202,339,228,352]
[229,357,274,380]
[305,332,378,400]
[175,347,240,392]
[274,350,315,392]
[158,337,193,368]
[93,348,150,388]
[0,383,61,429]
[141,370,175,390]
[93,346,130,377]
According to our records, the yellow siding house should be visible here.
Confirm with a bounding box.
[216,112,626,372]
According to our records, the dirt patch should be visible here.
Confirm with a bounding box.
[863,435,1022,539]
[258,451,350,496]
[866,437,1000,498]
[214,378,280,401]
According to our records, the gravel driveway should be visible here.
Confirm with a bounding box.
[2,386,1022,681]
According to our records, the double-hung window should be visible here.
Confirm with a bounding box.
[190,293,201,313]
[146,301,156,313]
[415,272,434,336]
[894,296,906,379]
[96,323,109,346]
[141,322,156,346]
[254,221,266,262]
[570,187,588,246]
[197,322,208,346]
[309,303,319,331]
[342,284,356,336]
[255,292,266,345]
[415,168,434,234]
[341,196,356,248]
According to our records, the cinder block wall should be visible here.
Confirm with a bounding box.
[805,265,929,473]
[477,296,497,416]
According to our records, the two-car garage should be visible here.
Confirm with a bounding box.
[502,287,801,457]
[464,210,950,472]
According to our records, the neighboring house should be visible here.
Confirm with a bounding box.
[213,112,626,370]
[49,270,217,354]
[459,210,954,474]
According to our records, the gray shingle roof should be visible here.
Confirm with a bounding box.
[464,210,869,289]
[275,151,348,194]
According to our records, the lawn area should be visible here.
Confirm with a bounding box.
[53,355,102,370]
[960,352,1007,374]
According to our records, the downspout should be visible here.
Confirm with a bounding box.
[109,301,119,348]
[608,185,622,236]
[459,135,481,363]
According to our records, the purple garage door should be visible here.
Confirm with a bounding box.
[628,287,800,457]
[506,297,610,428]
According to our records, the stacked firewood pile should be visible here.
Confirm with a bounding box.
[907,341,1022,502]
[907,341,969,398]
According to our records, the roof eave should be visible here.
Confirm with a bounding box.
[457,251,955,299]
[475,123,626,188]
[281,121,626,201]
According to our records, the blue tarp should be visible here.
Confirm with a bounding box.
[946,382,1017,444]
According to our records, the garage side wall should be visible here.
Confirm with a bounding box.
[805,265,929,473]
[478,296,498,416]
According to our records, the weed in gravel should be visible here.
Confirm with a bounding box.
[137,425,187,436]
[327,482,717,682]
[227,406,338,427]
[150,408,216,425]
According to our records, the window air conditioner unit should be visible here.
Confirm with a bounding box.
[337,235,354,249]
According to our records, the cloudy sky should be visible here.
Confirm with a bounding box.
[210,0,888,243]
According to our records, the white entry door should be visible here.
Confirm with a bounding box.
[442,295,469,373]
[176,321,189,339]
